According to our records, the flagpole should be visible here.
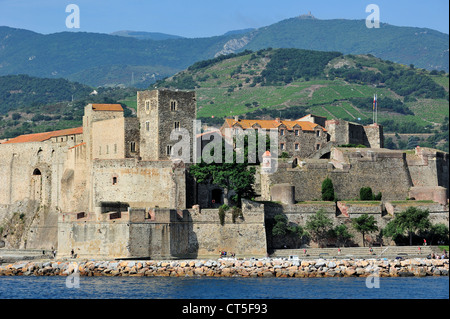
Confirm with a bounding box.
[373,94,375,124]
[375,94,378,124]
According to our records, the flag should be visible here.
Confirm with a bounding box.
[373,94,377,111]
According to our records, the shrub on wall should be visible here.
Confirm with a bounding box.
[359,187,373,200]
[359,187,382,200]
[321,177,335,201]
[218,204,229,226]
[231,206,243,223]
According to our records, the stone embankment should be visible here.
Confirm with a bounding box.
[0,258,448,277]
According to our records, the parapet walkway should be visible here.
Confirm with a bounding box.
[0,248,54,263]
[270,246,438,259]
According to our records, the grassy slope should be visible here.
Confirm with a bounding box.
[151,50,449,132]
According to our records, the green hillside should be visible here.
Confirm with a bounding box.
[0,16,448,87]
[154,48,449,151]
[0,48,448,152]
[0,75,137,139]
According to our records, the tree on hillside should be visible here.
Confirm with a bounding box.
[352,214,378,247]
[383,207,431,246]
[305,209,334,248]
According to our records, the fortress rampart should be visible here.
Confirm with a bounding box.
[57,199,267,259]
[0,90,448,258]
[261,147,448,204]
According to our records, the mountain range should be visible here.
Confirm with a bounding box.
[0,15,448,87]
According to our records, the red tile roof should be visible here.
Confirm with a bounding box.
[91,104,123,112]
[223,119,324,131]
[2,127,83,144]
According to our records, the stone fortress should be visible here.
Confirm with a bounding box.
[0,89,448,260]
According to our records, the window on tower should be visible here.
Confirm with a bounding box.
[170,101,177,111]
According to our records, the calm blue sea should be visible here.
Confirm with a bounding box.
[0,276,448,299]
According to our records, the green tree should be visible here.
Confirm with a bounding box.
[190,135,261,206]
[218,204,229,226]
[305,209,334,247]
[359,187,382,201]
[321,177,335,201]
[352,214,378,247]
[424,223,449,245]
[272,214,289,236]
[359,187,373,201]
[333,224,354,247]
[383,207,431,245]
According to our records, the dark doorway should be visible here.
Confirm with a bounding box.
[211,189,223,206]
[320,152,331,159]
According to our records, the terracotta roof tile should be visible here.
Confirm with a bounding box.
[91,104,123,112]
[3,127,83,144]
[224,119,324,131]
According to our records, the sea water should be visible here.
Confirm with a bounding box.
[0,276,448,299]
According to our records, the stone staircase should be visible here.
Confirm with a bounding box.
[270,245,436,259]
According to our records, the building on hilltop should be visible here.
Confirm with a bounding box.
[217,114,384,160]
[220,117,328,158]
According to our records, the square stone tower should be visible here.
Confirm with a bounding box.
[137,89,196,161]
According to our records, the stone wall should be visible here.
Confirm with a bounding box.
[124,118,140,159]
[137,90,159,161]
[324,119,384,148]
[264,201,448,248]
[92,118,126,160]
[261,148,415,202]
[277,126,327,158]
[91,159,186,210]
[157,90,196,162]
[137,89,196,162]
[364,123,384,148]
[190,200,267,258]
[83,104,123,162]
[57,199,267,259]
[407,147,449,197]
[0,140,77,250]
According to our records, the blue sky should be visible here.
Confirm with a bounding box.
[0,0,448,36]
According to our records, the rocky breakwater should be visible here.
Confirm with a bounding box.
[0,258,448,278]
